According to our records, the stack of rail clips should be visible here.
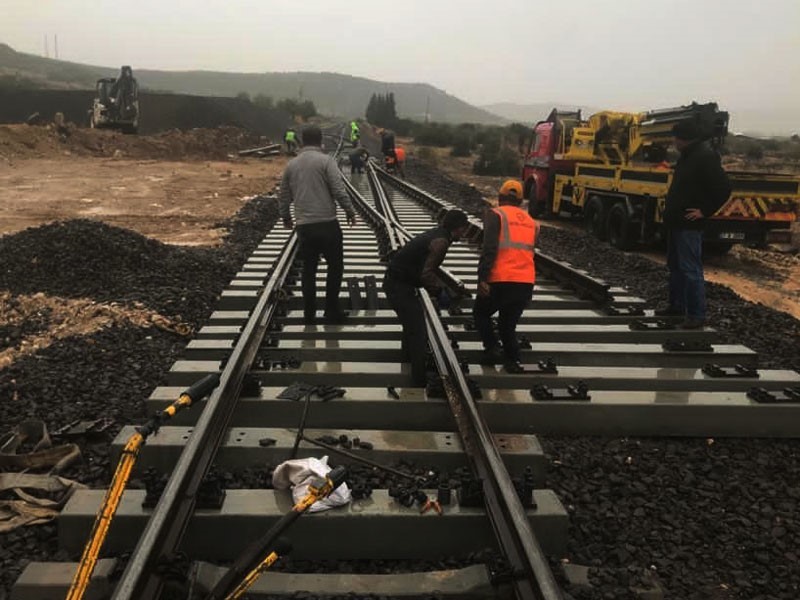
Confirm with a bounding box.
[662,340,714,352]
[628,319,677,331]
[605,305,646,317]
[702,363,759,378]
[747,386,800,404]
[530,381,590,401]
[346,275,379,311]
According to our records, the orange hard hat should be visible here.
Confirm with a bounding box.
[498,179,523,202]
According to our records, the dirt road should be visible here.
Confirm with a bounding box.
[0,157,286,245]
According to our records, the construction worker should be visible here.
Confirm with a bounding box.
[383,209,470,386]
[349,120,360,148]
[380,129,396,163]
[474,180,539,374]
[394,146,406,178]
[348,146,369,175]
[656,120,731,328]
[279,125,357,325]
[284,128,298,155]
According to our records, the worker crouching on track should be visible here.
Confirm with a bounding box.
[383,210,471,386]
[279,125,357,325]
[349,145,369,175]
[474,180,539,374]
[386,146,406,178]
[656,120,731,329]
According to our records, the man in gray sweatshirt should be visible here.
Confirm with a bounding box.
[279,125,357,324]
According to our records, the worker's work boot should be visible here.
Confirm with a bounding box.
[479,346,504,365]
[503,361,525,374]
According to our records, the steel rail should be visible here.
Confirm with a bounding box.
[420,289,563,600]
[373,167,614,306]
[340,173,400,256]
[365,162,468,297]
[111,229,299,600]
[370,170,563,600]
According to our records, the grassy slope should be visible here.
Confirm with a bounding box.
[0,43,504,124]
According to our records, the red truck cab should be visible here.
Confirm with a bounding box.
[521,110,584,217]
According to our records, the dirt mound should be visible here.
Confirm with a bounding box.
[0,123,264,161]
[0,219,230,326]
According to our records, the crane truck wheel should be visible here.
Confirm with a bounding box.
[606,202,636,250]
[527,177,554,219]
[584,197,608,240]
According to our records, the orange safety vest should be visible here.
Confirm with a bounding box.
[488,205,536,284]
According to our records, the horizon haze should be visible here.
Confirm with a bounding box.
[3,0,799,134]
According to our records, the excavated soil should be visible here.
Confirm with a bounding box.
[0,125,289,245]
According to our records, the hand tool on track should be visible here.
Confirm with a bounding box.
[65,374,220,600]
[205,466,348,600]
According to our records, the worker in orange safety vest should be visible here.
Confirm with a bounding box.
[474,179,539,373]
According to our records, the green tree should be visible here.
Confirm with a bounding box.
[253,93,274,109]
[277,98,317,121]
[235,91,251,103]
[365,92,398,128]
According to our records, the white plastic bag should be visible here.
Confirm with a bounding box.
[271,455,350,513]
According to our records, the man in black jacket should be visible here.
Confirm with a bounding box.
[657,120,731,328]
[383,210,470,386]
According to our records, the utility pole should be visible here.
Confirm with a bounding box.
[425,95,430,123]
[54,34,59,59]
[44,34,49,58]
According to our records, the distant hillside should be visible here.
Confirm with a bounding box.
[0,43,505,125]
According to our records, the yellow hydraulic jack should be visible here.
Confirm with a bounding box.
[222,537,291,600]
[65,373,220,600]
[207,465,348,600]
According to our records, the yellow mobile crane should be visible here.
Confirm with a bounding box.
[522,102,799,251]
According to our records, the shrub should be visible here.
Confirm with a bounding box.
[473,145,521,176]
[413,122,454,147]
[416,145,438,166]
[744,143,764,160]
[451,130,473,157]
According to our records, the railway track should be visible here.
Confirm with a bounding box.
[13,127,800,600]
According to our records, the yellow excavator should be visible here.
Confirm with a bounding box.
[89,66,140,134]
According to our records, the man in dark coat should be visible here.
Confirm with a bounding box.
[383,210,470,386]
[657,120,731,328]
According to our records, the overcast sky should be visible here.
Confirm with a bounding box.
[4,0,799,115]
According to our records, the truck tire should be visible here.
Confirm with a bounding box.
[528,187,548,219]
[584,196,607,240]
[606,202,636,250]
